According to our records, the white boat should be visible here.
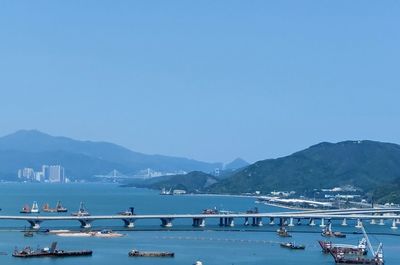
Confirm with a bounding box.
[31,201,39,213]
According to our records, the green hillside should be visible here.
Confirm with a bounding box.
[208,140,400,203]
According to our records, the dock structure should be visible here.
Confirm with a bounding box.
[0,208,399,230]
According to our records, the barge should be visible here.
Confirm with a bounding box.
[12,242,92,258]
[128,249,174,257]
[319,238,367,255]
[322,224,346,238]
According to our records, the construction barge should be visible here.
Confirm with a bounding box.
[128,249,174,257]
[13,242,92,258]
[319,238,368,255]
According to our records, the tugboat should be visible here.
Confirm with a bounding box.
[12,242,92,258]
[329,225,384,265]
[277,226,292,237]
[128,249,174,257]
[71,202,90,216]
[55,201,68,213]
[319,238,368,255]
[322,223,346,238]
[118,207,135,216]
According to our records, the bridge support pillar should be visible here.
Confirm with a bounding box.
[355,219,362,229]
[226,217,234,227]
[288,217,294,227]
[192,218,205,227]
[27,220,41,230]
[379,219,385,226]
[341,218,348,226]
[391,219,398,230]
[160,218,173,228]
[370,219,376,225]
[279,218,284,227]
[255,217,263,226]
[123,219,135,228]
[79,219,92,229]
[309,218,316,226]
[396,218,400,224]
[297,218,302,225]
[244,217,249,226]
[320,218,326,228]
[219,218,224,226]
[269,217,275,225]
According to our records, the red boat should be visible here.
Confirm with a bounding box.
[318,238,368,255]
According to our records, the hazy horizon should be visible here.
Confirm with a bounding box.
[1,1,399,163]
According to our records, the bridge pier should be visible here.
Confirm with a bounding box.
[319,218,326,228]
[269,217,275,225]
[355,219,362,229]
[226,217,234,227]
[192,218,205,227]
[253,217,262,226]
[288,217,294,227]
[396,218,400,224]
[79,219,92,229]
[297,218,302,225]
[123,219,135,228]
[160,218,173,228]
[244,217,249,226]
[391,219,398,230]
[309,218,316,226]
[341,218,348,226]
[27,220,41,230]
[370,219,376,225]
[379,219,385,226]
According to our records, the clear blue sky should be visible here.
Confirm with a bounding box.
[1,1,399,163]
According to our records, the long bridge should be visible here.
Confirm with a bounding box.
[1,208,400,230]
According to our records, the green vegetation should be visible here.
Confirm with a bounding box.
[207,140,400,203]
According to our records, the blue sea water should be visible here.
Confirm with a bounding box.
[0,183,399,265]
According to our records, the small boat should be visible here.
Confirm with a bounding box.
[90,230,124,238]
[55,201,68,212]
[118,207,135,216]
[42,203,56,213]
[23,227,34,237]
[246,207,259,214]
[322,224,346,238]
[128,249,174,257]
[160,188,172,195]
[20,204,31,214]
[71,202,90,216]
[193,261,203,265]
[30,201,39,213]
[280,242,305,250]
[319,238,368,255]
[12,242,93,258]
[277,226,292,237]
[202,208,219,214]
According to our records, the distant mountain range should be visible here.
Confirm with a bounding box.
[0,130,223,180]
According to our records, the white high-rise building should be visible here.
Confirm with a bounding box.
[48,165,65,183]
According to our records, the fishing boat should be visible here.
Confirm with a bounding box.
[329,225,384,265]
[280,242,305,250]
[20,204,31,214]
[118,207,135,216]
[128,249,174,257]
[71,202,90,216]
[319,238,368,255]
[322,223,346,238]
[42,203,56,213]
[30,201,39,213]
[277,226,292,237]
[12,242,92,258]
[55,201,68,212]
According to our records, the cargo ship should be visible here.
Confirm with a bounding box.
[20,202,40,214]
[128,249,174,257]
[12,242,92,258]
[319,238,368,255]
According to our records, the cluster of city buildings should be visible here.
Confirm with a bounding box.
[17,165,69,183]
